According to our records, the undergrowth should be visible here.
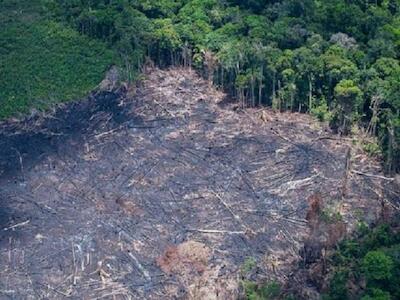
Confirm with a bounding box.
[243,280,281,300]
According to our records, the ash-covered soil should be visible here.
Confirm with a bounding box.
[0,68,398,299]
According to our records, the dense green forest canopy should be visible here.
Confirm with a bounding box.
[1,0,399,172]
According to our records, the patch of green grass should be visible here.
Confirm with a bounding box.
[0,0,117,119]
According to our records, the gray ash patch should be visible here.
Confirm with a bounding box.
[0,68,398,299]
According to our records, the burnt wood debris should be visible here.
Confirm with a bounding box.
[0,68,398,299]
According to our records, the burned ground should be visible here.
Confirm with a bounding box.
[0,68,398,299]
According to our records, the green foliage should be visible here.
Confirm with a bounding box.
[320,208,343,224]
[240,258,282,300]
[311,100,333,122]
[361,288,391,300]
[2,0,400,172]
[335,80,363,102]
[362,141,382,157]
[332,80,363,134]
[2,2,400,298]
[362,251,393,281]
[153,18,182,51]
[243,280,281,300]
[324,269,349,300]
[323,224,400,300]
[0,2,115,118]
[242,257,257,274]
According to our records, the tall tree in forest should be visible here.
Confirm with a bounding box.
[333,79,363,135]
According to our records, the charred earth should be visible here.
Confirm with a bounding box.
[0,68,398,299]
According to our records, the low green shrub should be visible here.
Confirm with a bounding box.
[311,101,333,122]
[362,141,382,157]
[243,280,281,300]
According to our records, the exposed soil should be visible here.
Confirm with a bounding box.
[0,68,398,299]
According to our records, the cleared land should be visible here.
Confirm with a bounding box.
[0,68,398,299]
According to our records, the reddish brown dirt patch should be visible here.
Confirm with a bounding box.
[116,198,143,216]
[157,241,210,275]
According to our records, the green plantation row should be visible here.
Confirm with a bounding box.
[1,0,399,172]
[0,0,115,119]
